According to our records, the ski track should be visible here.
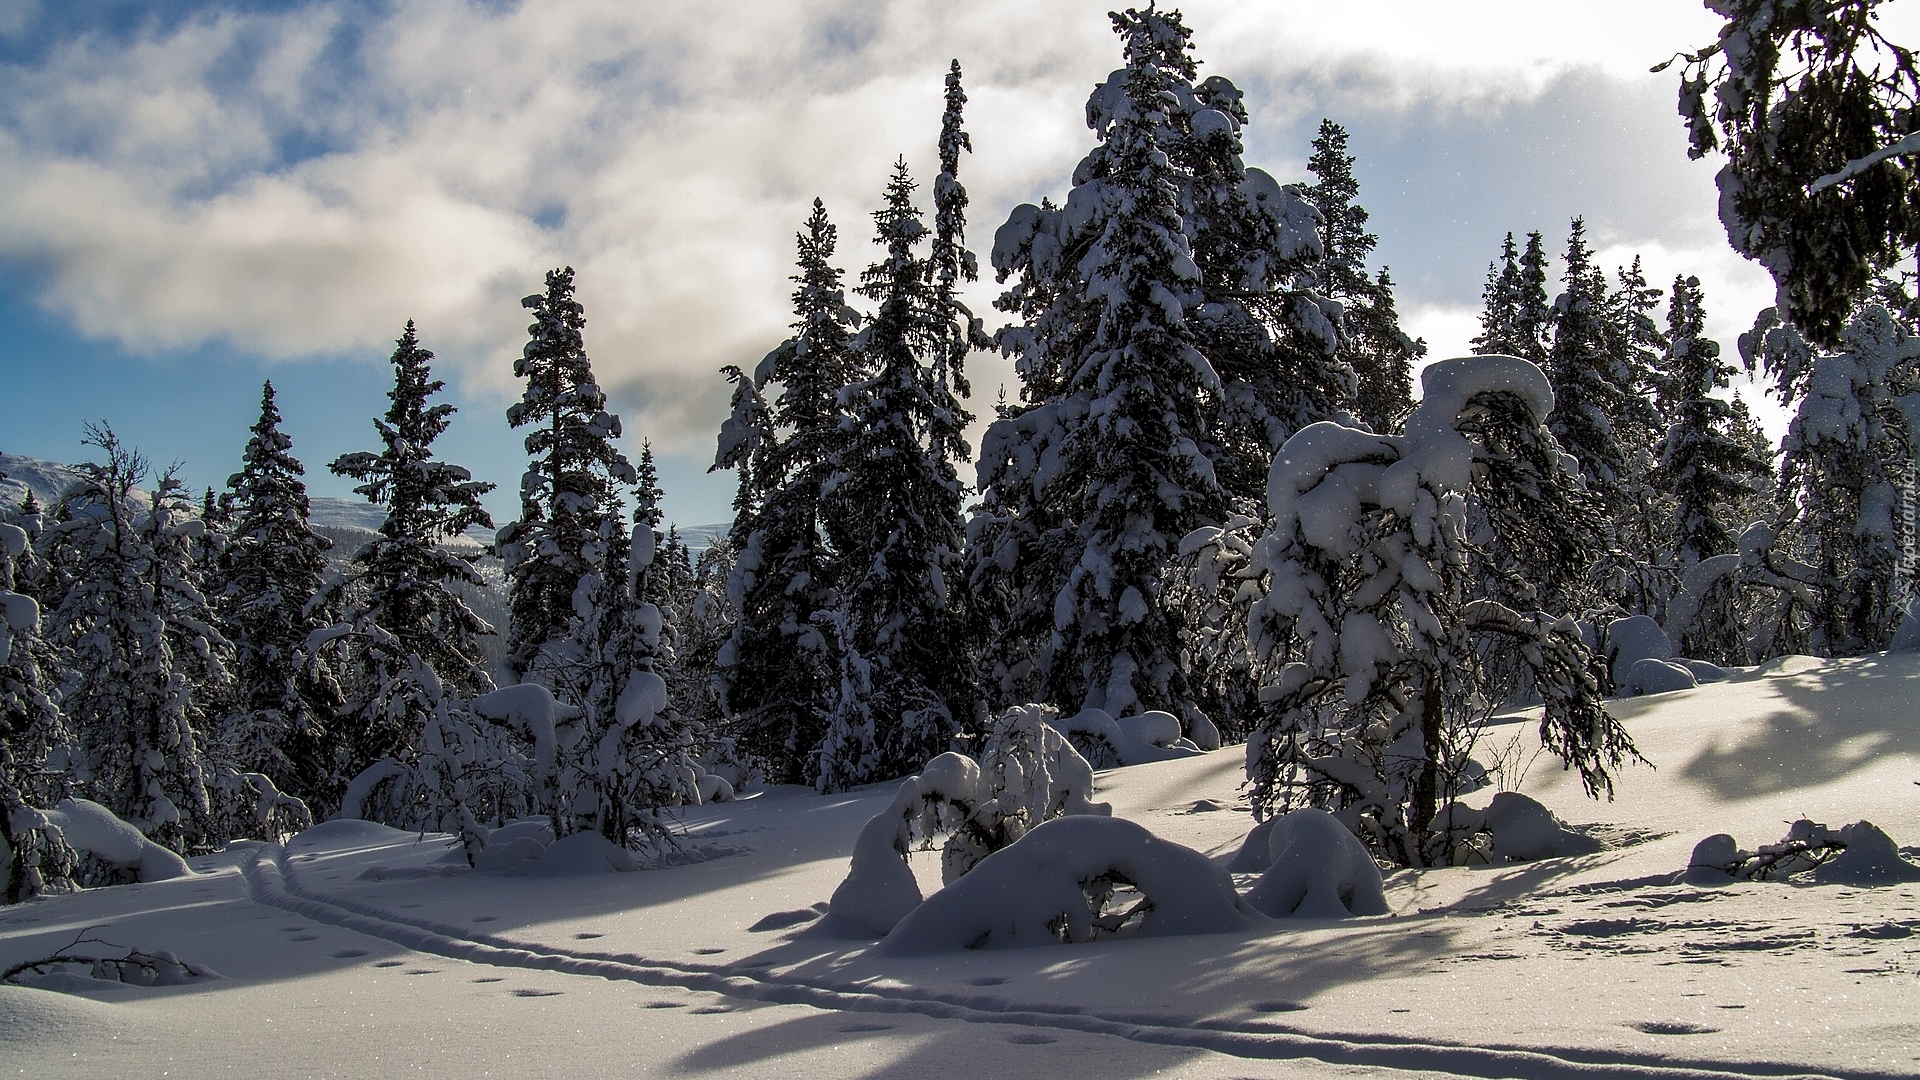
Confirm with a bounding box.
[238,843,1891,1080]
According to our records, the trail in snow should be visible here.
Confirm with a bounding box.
[243,842,1896,1080]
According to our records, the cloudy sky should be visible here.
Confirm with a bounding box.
[2,0,1901,528]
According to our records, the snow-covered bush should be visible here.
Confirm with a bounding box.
[1238,809,1388,919]
[1046,707,1206,769]
[1246,355,1642,867]
[1685,819,1920,885]
[40,799,192,884]
[828,705,1111,936]
[875,815,1258,954]
[207,769,313,843]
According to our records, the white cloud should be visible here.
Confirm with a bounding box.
[0,0,1834,457]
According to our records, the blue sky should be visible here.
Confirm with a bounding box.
[5,0,1885,529]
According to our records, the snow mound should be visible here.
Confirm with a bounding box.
[875,816,1257,955]
[1484,792,1601,862]
[827,754,983,937]
[1812,822,1920,885]
[1240,809,1387,918]
[42,799,192,882]
[526,831,638,877]
[290,818,419,848]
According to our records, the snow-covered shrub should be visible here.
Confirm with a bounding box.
[1246,355,1642,867]
[943,705,1111,882]
[827,752,982,936]
[1685,819,1920,885]
[1239,808,1388,918]
[208,769,313,843]
[875,815,1258,954]
[1047,707,1205,769]
[40,799,192,884]
[828,705,1111,936]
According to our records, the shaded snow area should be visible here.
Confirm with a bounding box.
[5,654,1920,1078]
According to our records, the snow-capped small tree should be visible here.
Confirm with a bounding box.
[1246,356,1639,867]
[1666,0,1920,347]
[1,521,74,903]
[219,381,337,802]
[499,267,639,679]
[816,160,974,790]
[40,428,230,855]
[714,200,862,785]
[324,323,496,783]
[549,522,699,848]
[1747,304,1920,653]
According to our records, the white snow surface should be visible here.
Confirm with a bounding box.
[4,652,1920,1078]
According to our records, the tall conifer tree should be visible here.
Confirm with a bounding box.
[499,267,639,678]
[221,381,337,800]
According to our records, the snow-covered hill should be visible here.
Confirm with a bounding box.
[3,652,1917,1078]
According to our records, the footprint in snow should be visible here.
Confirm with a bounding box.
[1252,1001,1308,1013]
[691,1005,732,1015]
[289,934,318,942]
[573,932,603,940]
[472,916,498,923]
[1632,1021,1718,1035]
[404,969,438,976]
[692,947,726,955]
[330,949,368,959]
[966,976,1009,986]
[1005,1033,1055,1045]
[372,960,404,968]
[511,989,563,998]
[472,977,504,984]
[644,1001,686,1009]
[839,1023,893,1033]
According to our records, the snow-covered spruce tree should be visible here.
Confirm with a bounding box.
[1,521,74,903]
[927,59,988,477]
[323,323,496,785]
[1547,219,1635,512]
[1747,304,1920,654]
[816,161,974,790]
[499,267,638,680]
[1246,356,1638,867]
[974,7,1336,730]
[1668,0,1920,347]
[39,428,229,855]
[218,381,338,803]
[1473,231,1554,366]
[1660,276,1771,571]
[713,200,861,786]
[1600,256,1677,619]
[1304,119,1419,433]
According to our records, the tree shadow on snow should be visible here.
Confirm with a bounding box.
[1677,653,1920,802]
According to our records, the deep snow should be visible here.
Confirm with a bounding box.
[2,651,1918,1079]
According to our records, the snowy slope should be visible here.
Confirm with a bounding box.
[0,452,90,510]
[2,652,1917,1079]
